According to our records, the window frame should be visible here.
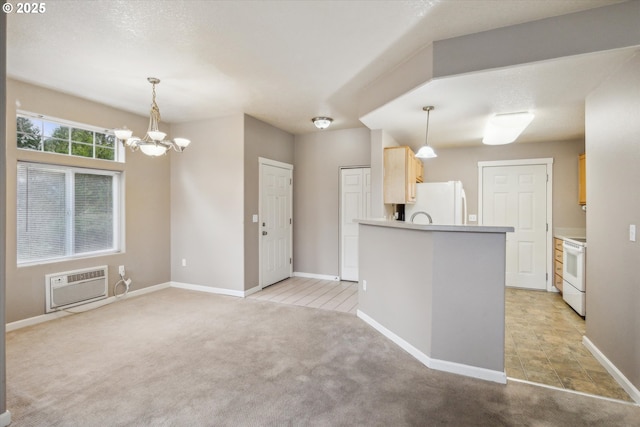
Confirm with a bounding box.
[16,161,124,267]
[16,110,125,163]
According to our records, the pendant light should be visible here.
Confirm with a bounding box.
[415,106,437,159]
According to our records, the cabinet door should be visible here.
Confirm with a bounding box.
[578,154,586,205]
[406,149,417,203]
[383,146,417,204]
[415,158,424,183]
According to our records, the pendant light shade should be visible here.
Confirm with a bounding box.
[415,106,437,159]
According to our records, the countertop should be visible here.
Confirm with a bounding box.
[356,219,514,233]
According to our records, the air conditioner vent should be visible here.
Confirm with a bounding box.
[45,266,108,313]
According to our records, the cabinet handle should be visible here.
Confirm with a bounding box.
[262,231,268,236]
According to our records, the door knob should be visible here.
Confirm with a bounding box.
[262,231,268,236]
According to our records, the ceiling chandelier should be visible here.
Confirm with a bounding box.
[415,106,437,159]
[113,77,191,157]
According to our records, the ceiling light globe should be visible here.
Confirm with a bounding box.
[312,117,333,130]
[174,138,191,148]
[140,143,168,157]
[114,128,133,140]
[147,131,167,142]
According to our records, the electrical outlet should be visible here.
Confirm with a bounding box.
[362,279,367,291]
[252,214,258,223]
[118,265,125,276]
[630,224,636,242]
[469,214,477,222]
[182,258,187,267]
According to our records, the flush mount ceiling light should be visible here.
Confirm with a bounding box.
[482,112,534,145]
[415,106,437,159]
[311,117,333,130]
[113,77,191,157]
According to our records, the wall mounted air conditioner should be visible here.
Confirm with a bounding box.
[45,266,108,313]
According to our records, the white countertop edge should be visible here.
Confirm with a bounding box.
[356,219,514,233]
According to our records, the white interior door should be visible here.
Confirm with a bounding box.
[260,160,292,288]
[340,167,371,281]
[481,164,548,290]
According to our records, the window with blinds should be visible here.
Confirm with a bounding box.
[17,162,122,265]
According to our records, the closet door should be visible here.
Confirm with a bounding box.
[340,168,371,281]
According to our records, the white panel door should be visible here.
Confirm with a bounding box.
[482,164,547,290]
[340,168,371,282]
[260,162,292,288]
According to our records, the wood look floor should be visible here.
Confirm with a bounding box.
[248,276,358,314]
[250,277,632,402]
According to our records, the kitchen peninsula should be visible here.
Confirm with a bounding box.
[356,219,513,383]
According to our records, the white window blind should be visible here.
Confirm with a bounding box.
[17,162,121,264]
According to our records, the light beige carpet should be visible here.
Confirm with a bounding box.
[7,288,640,426]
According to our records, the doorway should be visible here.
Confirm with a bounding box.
[259,158,293,289]
[479,159,553,291]
[340,167,371,281]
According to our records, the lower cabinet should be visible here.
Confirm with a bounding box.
[554,237,563,293]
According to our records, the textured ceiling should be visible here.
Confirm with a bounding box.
[6,0,629,141]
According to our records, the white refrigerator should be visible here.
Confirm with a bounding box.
[404,181,467,225]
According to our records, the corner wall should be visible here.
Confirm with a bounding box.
[243,115,294,290]
[585,52,640,392]
[5,79,171,323]
[293,128,371,277]
[170,114,245,292]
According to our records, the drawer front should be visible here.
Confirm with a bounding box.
[554,238,563,251]
[554,274,563,292]
[555,260,563,276]
[554,249,563,262]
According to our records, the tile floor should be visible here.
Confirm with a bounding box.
[250,277,633,402]
[248,276,358,314]
[505,288,633,402]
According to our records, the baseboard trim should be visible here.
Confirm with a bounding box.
[583,336,640,404]
[170,281,246,298]
[6,282,171,332]
[0,410,11,427]
[293,272,340,281]
[357,309,506,384]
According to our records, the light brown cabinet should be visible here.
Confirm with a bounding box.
[384,146,418,204]
[579,153,586,205]
[415,157,424,183]
[553,237,564,293]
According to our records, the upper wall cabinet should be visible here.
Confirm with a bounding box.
[579,153,586,205]
[384,146,418,204]
[415,157,424,183]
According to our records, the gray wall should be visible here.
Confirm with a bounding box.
[423,139,586,230]
[170,114,245,292]
[5,79,171,323]
[293,128,371,277]
[243,115,294,290]
[585,52,640,391]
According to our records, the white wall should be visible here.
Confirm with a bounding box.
[170,114,245,291]
[585,52,640,392]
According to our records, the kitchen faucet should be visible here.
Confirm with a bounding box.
[410,211,433,224]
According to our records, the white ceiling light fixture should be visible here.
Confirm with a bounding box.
[113,77,191,157]
[311,117,333,130]
[415,106,437,159]
[482,112,535,145]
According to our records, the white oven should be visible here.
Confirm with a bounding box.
[562,239,586,316]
